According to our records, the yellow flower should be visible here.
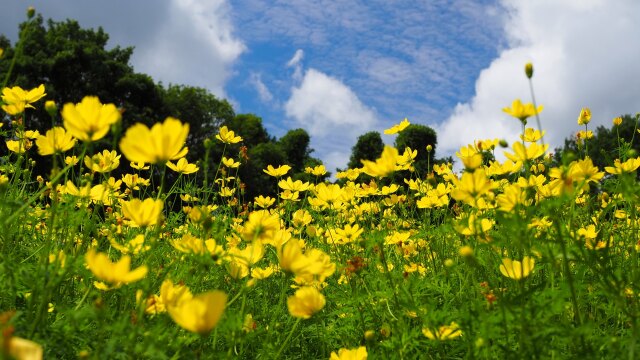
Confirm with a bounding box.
[450,169,495,206]
[254,195,275,209]
[242,210,280,242]
[130,161,150,170]
[6,336,43,360]
[384,118,410,135]
[34,127,76,156]
[456,145,483,170]
[215,125,242,144]
[605,157,640,174]
[120,198,164,227]
[167,290,227,334]
[62,96,120,142]
[613,116,623,126]
[119,117,189,164]
[6,139,31,154]
[504,142,548,163]
[361,145,399,178]
[499,256,535,280]
[1,84,47,115]
[278,177,311,192]
[577,107,591,125]
[85,249,148,287]
[84,150,121,173]
[305,164,327,176]
[160,279,193,307]
[264,164,292,177]
[167,157,199,174]
[502,99,543,124]
[222,156,241,168]
[520,128,545,143]
[287,286,326,319]
[122,173,150,190]
[422,322,463,340]
[330,346,368,360]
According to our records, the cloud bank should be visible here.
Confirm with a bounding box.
[437,0,640,160]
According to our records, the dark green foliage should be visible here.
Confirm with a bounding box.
[347,131,384,170]
[555,114,639,170]
[278,128,311,173]
[394,124,437,176]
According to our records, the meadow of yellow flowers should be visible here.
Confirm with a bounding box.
[2,17,640,360]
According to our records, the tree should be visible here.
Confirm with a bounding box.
[394,124,437,176]
[242,142,287,199]
[278,128,311,173]
[347,131,384,170]
[555,114,640,170]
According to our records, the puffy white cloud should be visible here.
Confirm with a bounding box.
[437,0,640,161]
[286,49,305,81]
[134,0,245,96]
[285,68,378,173]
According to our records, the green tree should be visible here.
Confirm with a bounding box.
[242,142,287,199]
[555,114,639,169]
[347,131,384,169]
[278,128,311,173]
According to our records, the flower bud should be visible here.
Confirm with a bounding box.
[498,139,509,148]
[525,62,533,79]
[426,144,433,152]
[459,245,474,258]
[27,6,36,19]
[45,100,57,116]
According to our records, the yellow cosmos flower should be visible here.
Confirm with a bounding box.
[287,286,326,319]
[502,99,543,124]
[264,164,292,177]
[254,195,276,209]
[167,290,227,334]
[361,145,399,178]
[84,150,121,173]
[6,336,44,360]
[520,128,545,143]
[130,161,150,170]
[330,346,368,360]
[605,157,640,174]
[384,118,410,135]
[305,164,327,176]
[504,142,548,163]
[499,256,535,280]
[167,157,199,174]
[1,84,47,115]
[456,145,482,170]
[120,198,164,227]
[577,107,591,125]
[35,127,76,155]
[6,139,31,154]
[62,96,120,142]
[160,279,193,307]
[278,177,311,192]
[422,322,463,340]
[450,169,495,206]
[222,156,241,168]
[85,249,148,288]
[119,117,189,164]
[215,125,242,144]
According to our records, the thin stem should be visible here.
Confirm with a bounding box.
[275,318,301,359]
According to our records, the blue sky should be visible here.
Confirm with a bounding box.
[2,0,640,173]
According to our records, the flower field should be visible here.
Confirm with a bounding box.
[2,14,640,360]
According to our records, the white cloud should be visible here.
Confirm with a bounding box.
[287,49,305,81]
[437,0,640,162]
[249,73,273,103]
[285,68,378,173]
[134,0,245,96]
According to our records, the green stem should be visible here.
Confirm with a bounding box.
[275,318,302,359]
